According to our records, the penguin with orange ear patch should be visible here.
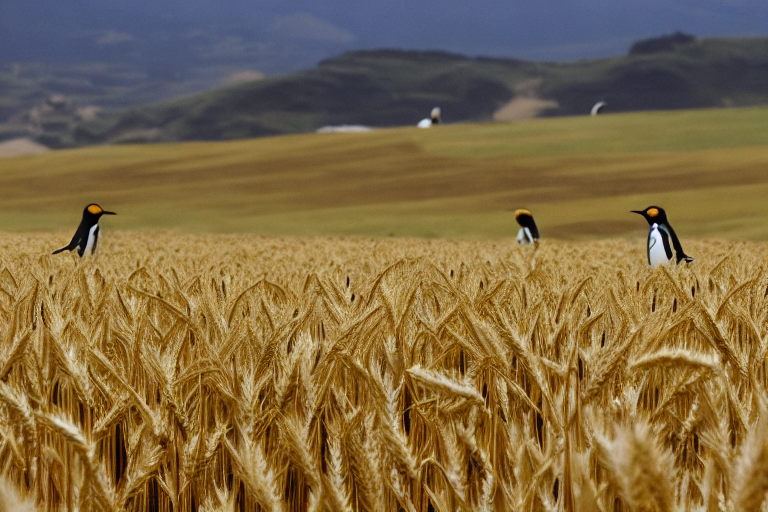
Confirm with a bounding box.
[514,209,539,245]
[632,206,692,267]
[52,203,116,257]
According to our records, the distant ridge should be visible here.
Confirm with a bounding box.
[7,36,768,147]
[629,32,697,55]
[318,49,472,64]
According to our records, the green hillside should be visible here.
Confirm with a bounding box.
[72,51,532,145]
[540,37,768,115]
[1,107,767,240]
[62,36,768,146]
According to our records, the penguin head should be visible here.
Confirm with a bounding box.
[632,206,667,225]
[430,107,441,124]
[514,208,540,238]
[84,203,117,219]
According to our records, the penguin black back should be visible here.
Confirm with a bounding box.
[52,203,116,257]
[515,208,540,245]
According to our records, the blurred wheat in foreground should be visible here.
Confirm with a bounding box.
[1,232,768,512]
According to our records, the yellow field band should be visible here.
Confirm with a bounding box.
[87,204,103,214]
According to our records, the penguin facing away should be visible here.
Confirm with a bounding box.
[514,208,540,245]
[52,203,116,257]
[632,206,693,267]
[429,107,441,125]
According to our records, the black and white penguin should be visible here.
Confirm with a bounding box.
[632,206,693,267]
[514,208,540,245]
[417,107,441,128]
[52,203,116,257]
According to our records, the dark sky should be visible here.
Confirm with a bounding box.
[2,0,767,73]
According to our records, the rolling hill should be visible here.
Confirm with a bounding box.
[1,106,767,240]
[63,36,768,146]
[2,35,766,148]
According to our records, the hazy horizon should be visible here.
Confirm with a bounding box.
[2,0,767,76]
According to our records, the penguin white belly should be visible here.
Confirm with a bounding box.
[648,224,670,267]
[517,227,534,245]
[84,224,99,255]
[417,118,432,128]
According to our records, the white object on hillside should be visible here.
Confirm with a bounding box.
[417,107,441,128]
[591,101,607,116]
[0,138,50,158]
[316,125,373,133]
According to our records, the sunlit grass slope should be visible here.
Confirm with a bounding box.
[2,106,767,238]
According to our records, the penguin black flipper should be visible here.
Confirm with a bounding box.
[51,245,71,255]
[667,225,693,263]
[51,234,83,255]
[53,219,90,255]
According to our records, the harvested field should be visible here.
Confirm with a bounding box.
[0,107,766,238]
[0,232,767,511]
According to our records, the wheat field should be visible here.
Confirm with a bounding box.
[1,232,768,512]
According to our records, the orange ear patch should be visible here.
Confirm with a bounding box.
[646,208,659,217]
[87,204,103,214]
[514,209,532,219]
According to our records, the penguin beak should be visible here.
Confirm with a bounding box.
[103,211,117,215]
[631,210,644,215]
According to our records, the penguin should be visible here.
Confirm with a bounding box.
[514,208,539,245]
[632,206,693,267]
[52,203,116,257]
[417,107,441,128]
